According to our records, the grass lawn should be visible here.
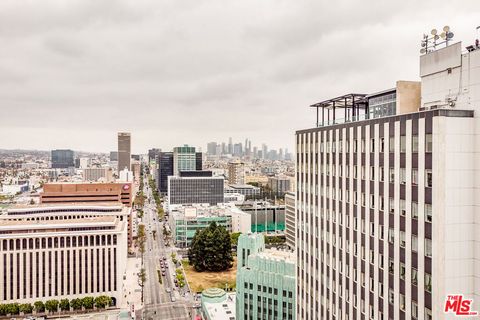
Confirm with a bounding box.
[182,258,237,293]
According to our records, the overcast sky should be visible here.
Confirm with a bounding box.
[0,0,478,153]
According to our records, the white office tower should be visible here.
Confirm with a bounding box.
[296,39,480,320]
[119,168,134,182]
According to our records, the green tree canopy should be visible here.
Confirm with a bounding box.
[82,297,94,310]
[45,300,59,313]
[6,303,19,315]
[188,222,233,272]
[70,298,82,310]
[19,303,33,314]
[230,232,241,247]
[94,295,112,309]
[59,299,70,311]
[34,301,45,313]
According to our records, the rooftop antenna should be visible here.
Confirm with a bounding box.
[420,26,454,54]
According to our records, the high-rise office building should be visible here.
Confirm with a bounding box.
[51,149,75,169]
[296,41,480,320]
[233,143,243,157]
[110,151,118,161]
[262,144,268,159]
[167,175,224,206]
[228,137,233,154]
[148,148,161,162]
[228,161,245,185]
[207,142,218,155]
[117,132,131,172]
[173,145,197,175]
[195,152,203,170]
[236,233,296,320]
[268,175,292,196]
[157,152,174,194]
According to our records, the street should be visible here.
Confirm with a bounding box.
[141,174,193,320]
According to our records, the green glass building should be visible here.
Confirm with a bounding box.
[236,233,296,320]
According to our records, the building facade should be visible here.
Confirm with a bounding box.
[284,191,295,250]
[51,149,75,169]
[236,233,296,320]
[117,132,131,172]
[0,216,127,305]
[268,176,292,196]
[228,161,246,185]
[83,168,114,182]
[295,42,480,320]
[168,176,224,206]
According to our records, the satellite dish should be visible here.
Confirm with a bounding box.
[440,32,446,39]
[434,35,440,40]
[431,29,438,36]
[443,26,450,32]
[421,42,426,47]
[447,32,454,39]
[420,48,427,54]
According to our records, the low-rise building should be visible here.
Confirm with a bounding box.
[169,204,250,248]
[0,215,128,305]
[267,175,292,196]
[201,288,236,320]
[236,233,296,320]
[225,184,260,197]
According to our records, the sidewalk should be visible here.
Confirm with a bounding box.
[121,254,143,314]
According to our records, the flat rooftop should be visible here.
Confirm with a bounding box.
[203,293,236,320]
[0,216,118,230]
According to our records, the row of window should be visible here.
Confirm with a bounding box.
[1,235,118,251]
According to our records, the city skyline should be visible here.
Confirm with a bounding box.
[0,1,478,153]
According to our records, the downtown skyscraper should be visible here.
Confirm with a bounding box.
[117,132,131,171]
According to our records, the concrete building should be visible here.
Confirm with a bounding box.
[148,148,161,162]
[236,233,296,320]
[131,160,141,182]
[83,168,114,182]
[0,215,127,305]
[117,132,131,172]
[267,175,292,196]
[1,181,29,195]
[168,176,224,206]
[284,191,295,250]
[5,203,134,250]
[78,157,91,169]
[169,204,250,248]
[225,184,261,197]
[238,202,285,233]
[201,288,236,320]
[51,149,75,169]
[296,40,480,320]
[228,161,245,185]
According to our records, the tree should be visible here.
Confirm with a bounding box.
[34,301,45,313]
[70,298,82,311]
[19,303,33,314]
[230,232,241,248]
[81,297,94,310]
[59,299,70,312]
[188,222,233,272]
[0,304,6,316]
[6,303,19,315]
[45,300,59,313]
[94,295,112,309]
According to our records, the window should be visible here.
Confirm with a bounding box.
[388,259,394,274]
[400,168,406,184]
[379,254,384,269]
[425,239,432,257]
[370,194,375,209]
[388,289,395,304]
[389,197,395,213]
[412,235,418,252]
[425,308,433,320]
[361,139,365,153]
[412,168,418,185]
[389,137,395,152]
[379,167,384,182]
[425,272,432,292]
[425,170,433,187]
[379,226,384,240]
[412,202,418,219]
[400,231,406,248]
[412,301,418,319]
[412,268,418,285]
[412,135,419,153]
[361,166,366,180]
[400,294,406,311]
[388,228,394,244]
[400,135,406,153]
[380,137,385,152]
[425,134,433,152]
[389,168,395,183]
[378,281,384,297]
[370,166,375,181]
[370,138,375,153]
[400,263,406,280]
[425,204,432,223]
[400,199,406,216]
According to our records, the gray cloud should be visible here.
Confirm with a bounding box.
[0,0,478,153]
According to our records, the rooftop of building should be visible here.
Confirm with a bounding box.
[170,203,248,219]
[0,215,118,231]
[201,288,236,320]
[227,184,260,189]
